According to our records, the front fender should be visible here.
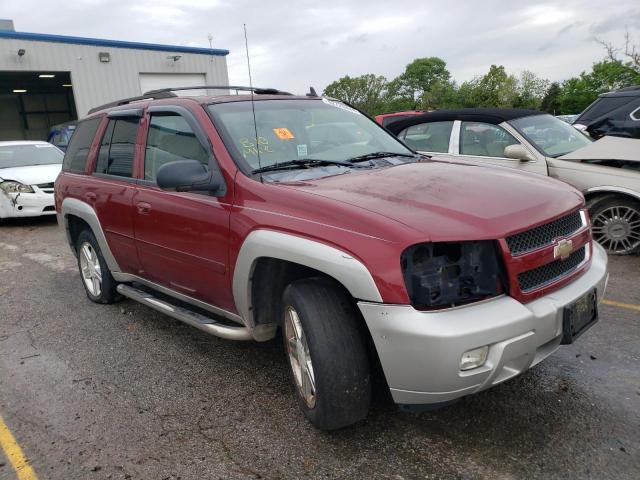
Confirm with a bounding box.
[232,229,383,327]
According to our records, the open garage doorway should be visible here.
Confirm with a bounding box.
[0,71,77,141]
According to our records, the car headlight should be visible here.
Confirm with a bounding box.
[0,181,34,193]
[400,241,505,309]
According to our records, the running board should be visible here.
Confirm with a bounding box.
[116,284,252,341]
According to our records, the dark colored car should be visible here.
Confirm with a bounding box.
[573,86,640,139]
[55,88,607,430]
[47,121,76,152]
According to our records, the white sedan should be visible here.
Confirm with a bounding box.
[0,141,63,220]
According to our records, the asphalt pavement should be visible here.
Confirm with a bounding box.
[0,216,638,480]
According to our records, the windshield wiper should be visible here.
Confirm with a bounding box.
[252,158,364,174]
[346,151,417,163]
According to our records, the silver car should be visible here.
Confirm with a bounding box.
[387,109,640,254]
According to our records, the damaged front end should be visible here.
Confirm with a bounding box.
[0,180,55,218]
[400,241,506,310]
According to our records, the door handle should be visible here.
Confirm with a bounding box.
[85,192,96,202]
[137,202,151,215]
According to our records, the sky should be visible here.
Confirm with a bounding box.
[2,0,639,94]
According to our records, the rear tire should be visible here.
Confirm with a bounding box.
[76,229,121,304]
[282,277,371,430]
[587,195,640,255]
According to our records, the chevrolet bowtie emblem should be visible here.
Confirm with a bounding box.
[554,239,573,260]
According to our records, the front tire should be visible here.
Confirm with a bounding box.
[76,229,121,304]
[588,195,640,255]
[282,278,371,430]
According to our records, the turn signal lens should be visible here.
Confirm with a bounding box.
[460,346,489,371]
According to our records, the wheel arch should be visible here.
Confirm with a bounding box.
[59,197,121,272]
[233,229,383,329]
[583,186,640,205]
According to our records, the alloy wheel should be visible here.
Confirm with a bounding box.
[592,205,640,254]
[79,242,103,297]
[284,306,317,409]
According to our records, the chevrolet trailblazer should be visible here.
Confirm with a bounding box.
[55,87,609,429]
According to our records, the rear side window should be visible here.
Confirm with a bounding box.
[144,113,209,181]
[94,118,139,178]
[62,118,101,173]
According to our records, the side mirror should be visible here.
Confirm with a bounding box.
[156,160,221,193]
[504,144,536,162]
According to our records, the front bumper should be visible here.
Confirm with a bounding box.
[0,188,56,219]
[358,242,609,405]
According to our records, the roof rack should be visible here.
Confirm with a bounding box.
[87,85,293,115]
[144,85,293,96]
[88,90,177,114]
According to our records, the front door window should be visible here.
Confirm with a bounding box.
[460,122,518,158]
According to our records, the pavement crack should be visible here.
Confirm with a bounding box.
[19,353,41,360]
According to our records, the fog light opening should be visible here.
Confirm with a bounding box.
[460,346,489,371]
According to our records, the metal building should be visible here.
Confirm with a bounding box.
[0,19,229,141]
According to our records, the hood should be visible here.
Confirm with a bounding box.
[0,164,62,185]
[281,159,584,241]
[559,136,640,162]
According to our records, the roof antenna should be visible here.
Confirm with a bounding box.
[307,86,318,97]
[244,24,262,173]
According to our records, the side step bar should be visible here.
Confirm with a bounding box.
[116,284,252,341]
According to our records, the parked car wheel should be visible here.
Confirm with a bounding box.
[76,230,121,303]
[282,277,371,430]
[588,195,640,255]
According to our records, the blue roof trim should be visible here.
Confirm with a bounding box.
[0,30,229,56]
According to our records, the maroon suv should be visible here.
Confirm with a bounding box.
[55,87,608,429]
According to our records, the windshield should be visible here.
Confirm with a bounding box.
[509,114,592,157]
[207,99,413,173]
[0,144,64,169]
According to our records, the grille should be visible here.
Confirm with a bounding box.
[518,246,586,292]
[506,210,582,256]
[36,182,54,194]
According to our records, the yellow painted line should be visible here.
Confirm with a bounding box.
[0,414,38,480]
[602,299,640,313]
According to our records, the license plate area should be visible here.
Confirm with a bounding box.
[561,288,598,345]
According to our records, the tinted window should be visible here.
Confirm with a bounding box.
[578,96,634,123]
[95,121,115,174]
[460,122,519,158]
[94,118,139,177]
[399,121,453,153]
[62,118,101,173]
[144,113,209,181]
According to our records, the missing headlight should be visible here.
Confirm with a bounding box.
[400,241,505,309]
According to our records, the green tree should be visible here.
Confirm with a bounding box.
[540,82,562,114]
[322,74,388,115]
[558,60,640,113]
[472,65,519,107]
[456,79,480,107]
[395,57,451,101]
[514,70,549,109]
[387,57,457,110]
